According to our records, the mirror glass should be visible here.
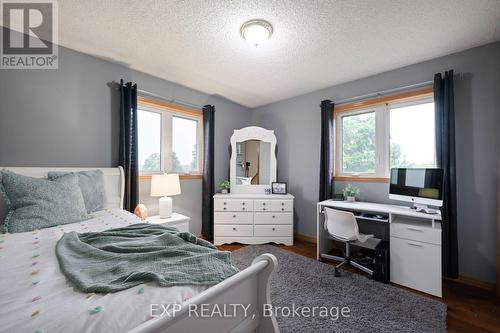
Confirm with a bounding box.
[235,140,272,185]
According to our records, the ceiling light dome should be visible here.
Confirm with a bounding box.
[240,19,273,48]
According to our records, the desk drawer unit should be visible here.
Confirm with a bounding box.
[390,236,442,297]
[391,222,441,245]
[214,196,294,246]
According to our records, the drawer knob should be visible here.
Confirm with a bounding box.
[272,215,275,218]
[263,203,266,206]
[233,227,236,231]
[242,207,246,211]
[263,208,266,211]
[233,215,236,218]
[223,207,227,210]
[242,202,245,205]
[281,202,285,205]
[281,208,284,211]
[272,228,275,231]
[224,202,227,205]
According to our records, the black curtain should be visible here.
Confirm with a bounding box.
[319,100,335,201]
[118,80,138,213]
[202,105,215,238]
[434,70,459,278]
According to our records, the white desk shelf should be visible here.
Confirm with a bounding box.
[317,200,442,297]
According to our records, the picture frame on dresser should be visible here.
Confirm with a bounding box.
[271,182,287,194]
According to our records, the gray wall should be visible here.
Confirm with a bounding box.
[0,45,252,235]
[252,41,500,283]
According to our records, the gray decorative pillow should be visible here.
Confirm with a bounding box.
[1,171,89,233]
[48,170,107,213]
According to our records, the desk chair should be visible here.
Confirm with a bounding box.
[323,207,376,277]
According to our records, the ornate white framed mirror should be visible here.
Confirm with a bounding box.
[230,126,277,194]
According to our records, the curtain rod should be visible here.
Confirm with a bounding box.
[111,80,204,110]
[333,80,434,106]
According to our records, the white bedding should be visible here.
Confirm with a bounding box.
[0,209,208,333]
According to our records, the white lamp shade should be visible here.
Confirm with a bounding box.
[150,174,181,197]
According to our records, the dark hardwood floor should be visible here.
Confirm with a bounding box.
[218,240,500,333]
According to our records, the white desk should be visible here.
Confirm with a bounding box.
[317,200,442,297]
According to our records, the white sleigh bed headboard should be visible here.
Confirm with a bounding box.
[0,167,125,210]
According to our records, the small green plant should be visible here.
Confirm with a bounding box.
[343,184,360,198]
[219,180,230,191]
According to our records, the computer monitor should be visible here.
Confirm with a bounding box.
[389,168,444,210]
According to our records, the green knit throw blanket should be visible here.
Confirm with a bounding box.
[56,223,238,293]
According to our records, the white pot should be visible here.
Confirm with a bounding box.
[221,189,228,194]
[346,196,355,202]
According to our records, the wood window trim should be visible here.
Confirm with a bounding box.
[138,96,203,118]
[139,174,203,181]
[333,87,434,183]
[334,87,434,114]
[333,176,389,183]
[137,96,204,177]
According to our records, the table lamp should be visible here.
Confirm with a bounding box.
[150,173,181,218]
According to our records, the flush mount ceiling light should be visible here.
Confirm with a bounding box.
[240,19,273,48]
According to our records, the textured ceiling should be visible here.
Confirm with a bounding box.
[56,0,500,107]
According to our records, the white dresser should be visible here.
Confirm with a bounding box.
[214,193,294,246]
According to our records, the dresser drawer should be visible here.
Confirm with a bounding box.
[254,200,293,212]
[390,222,441,245]
[254,225,293,237]
[214,199,254,212]
[215,225,253,237]
[390,236,441,297]
[254,212,293,225]
[214,212,253,224]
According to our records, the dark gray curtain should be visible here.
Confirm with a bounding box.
[319,100,335,201]
[202,105,215,238]
[118,80,138,213]
[434,70,459,278]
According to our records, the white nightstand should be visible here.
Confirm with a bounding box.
[145,213,190,233]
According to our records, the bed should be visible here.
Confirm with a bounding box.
[0,167,279,333]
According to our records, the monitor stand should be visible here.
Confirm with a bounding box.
[412,204,439,215]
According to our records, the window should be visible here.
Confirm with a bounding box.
[171,116,199,173]
[389,102,435,169]
[335,89,435,180]
[138,97,203,178]
[341,111,376,174]
[138,109,162,173]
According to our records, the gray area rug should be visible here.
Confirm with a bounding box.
[230,245,446,333]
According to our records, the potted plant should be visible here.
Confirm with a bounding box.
[343,184,360,202]
[219,180,230,194]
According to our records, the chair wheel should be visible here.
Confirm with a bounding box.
[334,268,341,277]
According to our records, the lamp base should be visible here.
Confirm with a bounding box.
[159,196,173,218]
